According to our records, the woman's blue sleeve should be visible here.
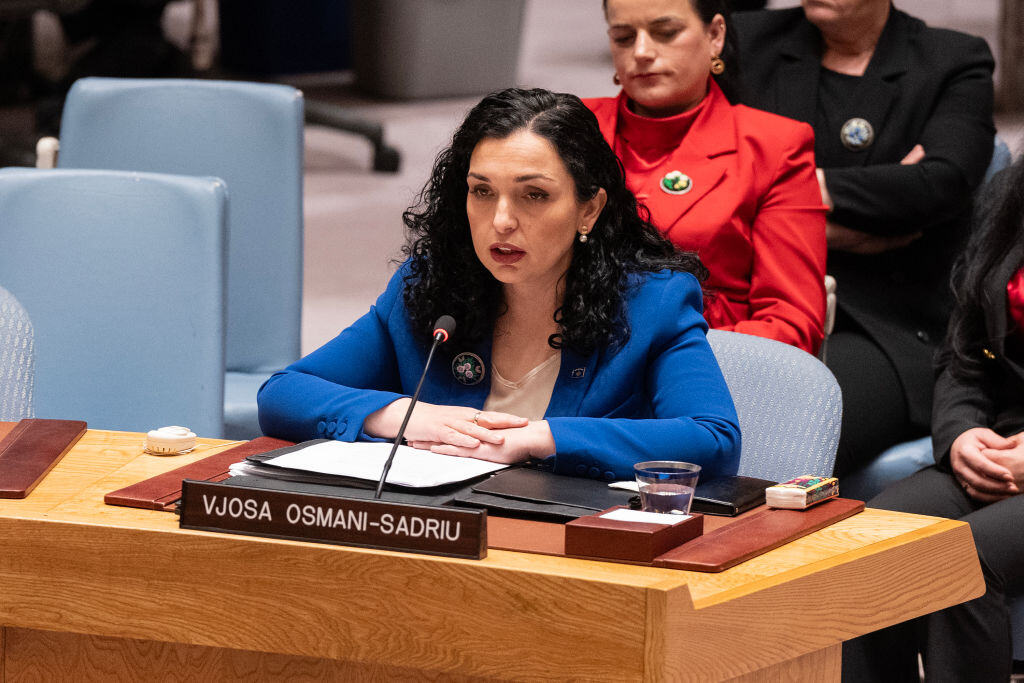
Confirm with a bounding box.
[546,274,742,480]
[257,271,410,442]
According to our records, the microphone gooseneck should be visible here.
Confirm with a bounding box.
[374,316,456,498]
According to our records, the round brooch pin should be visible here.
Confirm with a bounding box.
[452,352,485,386]
[660,170,693,195]
[840,117,874,151]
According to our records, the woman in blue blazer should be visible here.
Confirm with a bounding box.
[257,88,741,481]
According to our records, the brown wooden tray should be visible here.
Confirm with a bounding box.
[104,436,294,510]
[0,418,87,498]
[652,498,865,572]
[488,499,864,572]
[0,421,18,442]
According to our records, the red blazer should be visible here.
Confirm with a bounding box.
[584,81,827,354]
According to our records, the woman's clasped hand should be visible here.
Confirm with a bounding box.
[950,427,1023,502]
[364,399,549,464]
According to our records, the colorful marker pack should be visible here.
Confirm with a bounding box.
[765,475,839,509]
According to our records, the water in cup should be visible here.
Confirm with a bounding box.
[638,483,695,514]
[633,460,701,515]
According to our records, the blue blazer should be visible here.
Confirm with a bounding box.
[257,267,741,481]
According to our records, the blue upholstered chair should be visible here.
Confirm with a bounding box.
[0,285,34,421]
[0,168,227,436]
[984,136,1013,186]
[56,77,304,439]
[707,330,842,482]
[840,436,935,502]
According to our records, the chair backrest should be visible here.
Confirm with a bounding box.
[0,168,227,436]
[0,285,34,421]
[57,77,304,375]
[984,135,1014,186]
[707,330,842,482]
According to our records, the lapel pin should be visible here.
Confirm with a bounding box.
[840,117,874,151]
[660,170,693,195]
[570,367,586,379]
[452,352,485,385]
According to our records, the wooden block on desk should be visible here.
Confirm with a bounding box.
[653,498,865,572]
[0,420,17,441]
[104,436,293,510]
[565,506,704,563]
[0,419,87,498]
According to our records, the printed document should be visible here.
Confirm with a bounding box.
[263,440,507,488]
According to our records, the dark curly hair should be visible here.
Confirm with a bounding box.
[942,159,1024,380]
[400,87,706,356]
[602,0,742,104]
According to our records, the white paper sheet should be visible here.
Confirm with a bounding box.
[599,508,690,525]
[263,440,507,488]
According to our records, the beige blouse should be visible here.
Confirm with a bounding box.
[482,351,561,421]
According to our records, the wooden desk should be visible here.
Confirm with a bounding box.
[0,429,984,682]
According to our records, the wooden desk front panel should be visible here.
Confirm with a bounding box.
[0,516,664,681]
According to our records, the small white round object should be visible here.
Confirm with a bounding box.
[145,426,197,455]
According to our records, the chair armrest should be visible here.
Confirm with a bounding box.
[824,274,837,337]
[35,137,59,169]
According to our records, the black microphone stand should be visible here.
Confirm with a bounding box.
[374,322,451,498]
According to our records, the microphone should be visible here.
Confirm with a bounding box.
[374,315,456,498]
[432,315,455,343]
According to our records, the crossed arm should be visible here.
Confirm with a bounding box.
[817,145,927,255]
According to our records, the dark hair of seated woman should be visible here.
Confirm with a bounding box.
[400,87,706,356]
[944,159,1024,380]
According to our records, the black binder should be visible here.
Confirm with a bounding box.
[470,468,775,517]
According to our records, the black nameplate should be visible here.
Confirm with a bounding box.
[179,480,487,559]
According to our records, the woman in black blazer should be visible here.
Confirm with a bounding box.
[844,160,1024,682]
[734,3,996,475]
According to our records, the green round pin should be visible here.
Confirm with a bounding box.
[660,170,693,195]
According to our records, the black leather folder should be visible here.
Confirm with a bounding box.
[472,468,635,510]
[471,468,775,517]
[689,475,775,516]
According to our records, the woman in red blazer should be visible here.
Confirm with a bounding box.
[587,0,827,354]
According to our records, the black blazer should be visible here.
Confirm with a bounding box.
[734,7,995,428]
[931,173,1024,466]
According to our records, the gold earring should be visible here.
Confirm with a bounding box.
[710,56,725,75]
[579,226,589,243]
[613,73,621,86]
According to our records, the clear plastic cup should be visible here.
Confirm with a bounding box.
[633,461,701,515]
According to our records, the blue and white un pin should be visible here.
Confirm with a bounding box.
[840,117,874,151]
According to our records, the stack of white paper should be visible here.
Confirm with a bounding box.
[263,440,507,488]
